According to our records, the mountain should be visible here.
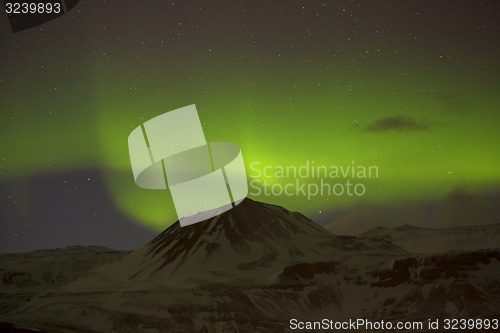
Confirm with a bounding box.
[1,199,499,332]
[361,223,500,253]
[65,199,402,291]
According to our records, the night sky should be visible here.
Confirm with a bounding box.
[1,1,499,252]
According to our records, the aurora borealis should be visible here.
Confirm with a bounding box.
[1,1,499,251]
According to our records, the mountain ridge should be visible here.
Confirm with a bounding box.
[361,222,500,253]
[66,198,404,289]
[0,200,498,332]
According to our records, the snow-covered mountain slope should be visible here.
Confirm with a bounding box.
[66,199,402,289]
[1,200,498,332]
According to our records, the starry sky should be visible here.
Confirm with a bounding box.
[1,0,499,252]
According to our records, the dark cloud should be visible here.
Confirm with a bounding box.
[0,170,158,253]
[366,115,430,132]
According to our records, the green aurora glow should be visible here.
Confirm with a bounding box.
[1,1,499,230]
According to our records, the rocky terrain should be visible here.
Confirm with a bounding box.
[1,199,498,332]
